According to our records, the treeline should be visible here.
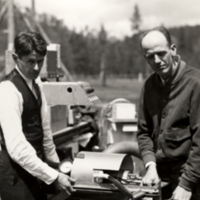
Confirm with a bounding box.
[1,7,200,77]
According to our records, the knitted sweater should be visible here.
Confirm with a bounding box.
[138,55,200,190]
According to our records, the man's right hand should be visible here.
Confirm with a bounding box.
[55,173,76,196]
[142,164,160,186]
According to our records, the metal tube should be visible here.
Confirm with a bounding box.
[53,122,93,146]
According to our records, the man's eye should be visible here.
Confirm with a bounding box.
[29,60,35,64]
[146,54,154,59]
[157,52,166,57]
[38,60,43,64]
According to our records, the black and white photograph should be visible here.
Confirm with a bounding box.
[0,0,200,199]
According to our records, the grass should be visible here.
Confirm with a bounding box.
[77,77,144,109]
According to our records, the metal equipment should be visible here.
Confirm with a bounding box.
[50,151,167,200]
[42,80,100,153]
[42,81,100,107]
[39,44,100,151]
[98,98,138,148]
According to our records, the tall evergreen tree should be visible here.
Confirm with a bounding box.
[130,4,142,33]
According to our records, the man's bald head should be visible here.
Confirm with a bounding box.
[140,27,172,50]
[141,31,169,52]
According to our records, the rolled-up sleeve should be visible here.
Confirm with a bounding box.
[38,79,60,163]
[0,81,59,185]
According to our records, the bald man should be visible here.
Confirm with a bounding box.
[137,27,200,200]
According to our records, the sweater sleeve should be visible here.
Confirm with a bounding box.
[137,85,156,165]
[179,80,200,191]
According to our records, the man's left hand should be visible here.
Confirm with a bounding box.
[172,186,192,200]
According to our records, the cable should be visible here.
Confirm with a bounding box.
[108,175,134,200]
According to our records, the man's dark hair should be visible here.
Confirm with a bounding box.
[14,31,47,58]
[139,26,172,49]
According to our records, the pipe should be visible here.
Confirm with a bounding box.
[53,122,93,146]
[103,141,141,159]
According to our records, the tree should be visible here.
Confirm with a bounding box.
[98,25,107,86]
[130,4,142,33]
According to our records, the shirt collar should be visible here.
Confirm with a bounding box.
[158,55,186,85]
[159,61,178,85]
[166,55,186,85]
[15,65,41,85]
[159,76,165,85]
[15,66,32,88]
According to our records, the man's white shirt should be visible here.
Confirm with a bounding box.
[0,67,59,184]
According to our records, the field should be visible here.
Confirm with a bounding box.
[75,77,144,109]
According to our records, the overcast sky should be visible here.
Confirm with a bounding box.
[15,0,200,39]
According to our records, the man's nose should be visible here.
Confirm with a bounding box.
[154,54,161,63]
[34,63,39,70]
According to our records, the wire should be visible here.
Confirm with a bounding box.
[108,175,133,199]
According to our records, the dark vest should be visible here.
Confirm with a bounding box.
[0,69,44,159]
[0,69,47,200]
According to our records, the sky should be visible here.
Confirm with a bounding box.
[15,0,200,39]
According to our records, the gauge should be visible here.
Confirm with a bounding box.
[59,159,73,174]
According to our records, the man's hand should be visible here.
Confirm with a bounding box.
[142,164,160,186]
[55,173,76,196]
[172,186,192,200]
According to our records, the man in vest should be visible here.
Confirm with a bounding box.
[0,31,76,200]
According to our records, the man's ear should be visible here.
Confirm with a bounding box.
[12,53,19,64]
[170,44,177,56]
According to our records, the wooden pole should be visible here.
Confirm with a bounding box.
[14,4,34,31]
[0,1,8,23]
[7,0,15,50]
[31,0,35,30]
